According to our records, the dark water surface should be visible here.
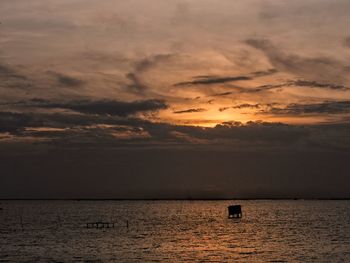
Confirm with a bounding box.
[0,200,349,262]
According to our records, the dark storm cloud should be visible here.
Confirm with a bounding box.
[160,121,308,145]
[163,120,350,151]
[26,98,168,116]
[266,101,350,115]
[0,110,302,145]
[0,111,41,133]
[19,125,151,145]
[174,76,251,86]
[137,120,312,147]
[2,110,350,155]
[173,108,207,114]
[208,121,308,143]
[4,111,139,142]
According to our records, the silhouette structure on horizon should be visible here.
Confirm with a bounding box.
[228,205,242,218]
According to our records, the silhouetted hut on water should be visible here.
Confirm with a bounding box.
[86,222,115,229]
[228,205,242,218]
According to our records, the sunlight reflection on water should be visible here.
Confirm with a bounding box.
[0,200,349,262]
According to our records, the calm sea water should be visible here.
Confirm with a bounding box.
[0,200,349,262]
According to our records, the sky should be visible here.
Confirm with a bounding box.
[1,0,350,199]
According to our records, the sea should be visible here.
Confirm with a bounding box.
[0,200,349,262]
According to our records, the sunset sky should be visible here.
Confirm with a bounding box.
[1,0,350,199]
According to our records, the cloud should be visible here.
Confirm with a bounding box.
[219,107,230,112]
[248,84,284,93]
[246,79,348,94]
[343,37,350,48]
[246,38,349,84]
[208,121,308,143]
[51,72,84,87]
[251,68,278,77]
[0,63,27,81]
[126,72,148,93]
[173,108,207,114]
[127,54,174,93]
[219,103,279,112]
[174,76,251,86]
[232,103,260,109]
[2,109,350,153]
[289,80,348,90]
[20,98,168,116]
[265,101,350,115]
[0,64,16,76]
[224,84,284,94]
[0,111,156,136]
[0,111,40,133]
[211,91,232,97]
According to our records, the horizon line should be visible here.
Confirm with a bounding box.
[1,198,350,201]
